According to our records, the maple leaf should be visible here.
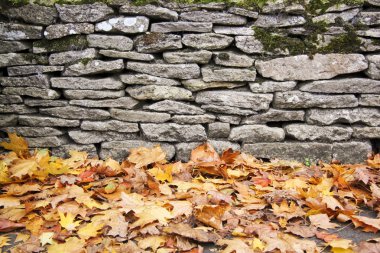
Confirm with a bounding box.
[285,224,317,238]
[309,213,339,230]
[130,205,173,229]
[322,195,344,210]
[39,232,54,246]
[78,221,104,240]
[0,235,10,249]
[194,204,229,230]
[0,196,20,208]
[148,164,173,183]
[0,160,11,184]
[0,218,24,232]
[58,211,81,231]
[128,146,166,168]
[217,238,253,253]
[137,236,167,252]
[47,237,85,253]
[163,223,220,243]
[0,132,29,157]
[167,201,193,218]
[272,200,305,220]
[8,158,38,179]
[355,241,380,253]
[351,215,380,232]
[328,238,355,252]
[5,183,41,196]
[252,238,265,251]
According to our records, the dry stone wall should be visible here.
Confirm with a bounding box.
[0,1,380,163]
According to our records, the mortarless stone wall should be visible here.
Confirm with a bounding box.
[0,1,380,163]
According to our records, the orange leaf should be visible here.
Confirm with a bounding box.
[0,133,29,157]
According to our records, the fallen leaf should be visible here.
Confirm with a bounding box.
[0,132,29,157]
[39,232,54,246]
[47,237,85,253]
[163,223,220,243]
[309,214,339,229]
[128,146,166,168]
[195,204,229,230]
[58,211,81,231]
[217,238,253,253]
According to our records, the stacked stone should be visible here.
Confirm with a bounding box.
[0,1,379,163]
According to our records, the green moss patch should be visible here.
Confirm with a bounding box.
[33,35,88,53]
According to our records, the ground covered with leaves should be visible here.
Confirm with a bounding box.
[0,133,380,252]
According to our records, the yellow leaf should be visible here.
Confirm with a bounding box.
[148,165,172,183]
[283,178,309,189]
[130,205,173,228]
[58,212,81,231]
[331,248,355,253]
[78,221,104,240]
[279,217,287,228]
[26,216,44,235]
[0,235,10,248]
[47,237,85,253]
[0,132,29,157]
[15,233,30,243]
[128,146,166,168]
[252,238,265,251]
[0,161,11,184]
[217,238,252,253]
[0,197,20,208]
[39,232,54,246]
[137,236,167,251]
[8,159,38,178]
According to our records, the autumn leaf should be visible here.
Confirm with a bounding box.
[272,200,305,220]
[0,218,24,232]
[8,158,38,178]
[78,221,104,240]
[130,205,173,228]
[163,223,220,243]
[0,235,10,249]
[47,237,85,253]
[137,236,167,252]
[148,164,173,182]
[58,211,81,231]
[39,232,54,246]
[351,215,380,232]
[217,238,252,253]
[128,146,166,168]
[194,204,229,230]
[309,213,339,230]
[0,132,29,157]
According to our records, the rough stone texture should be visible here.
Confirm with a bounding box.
[33,35,89,54]
[0,104,37,114]
[0,95,22,104]
[182,33,233,50]
[126,85,193,101]
[2,87,60,100]
[1,127,63,137]
[100,140,175,160]
[18,115,80,127]
[358,12,380,26]
[95,16,149,34]
[306,108,380,126]
[284,124,353,142]
[196,90,272,110]
[0,41,30,53]
[81,120,139,133]
[331,142,372,164]
[213,26,255,36]
[69,97,139,109]
[0,53,47,68]
[110,109,170,123]
[273,91,358,109]
[228,7,258,18]
[26,136,69,148]
[235,36,264,54]
[120,4,178,21]
[201,104,255,116]
[63,90,125,100]
[353,127,380,138]
[202,67,256,82]
[87,34,133,51]
[360,95,380,106]
[143,100,204,115]
[242,109,305,124]
[229,125,285,142]
[256,54,368,81]
[49,48,97,65]
[217,115,241,125]
[367,0,380,6]
[163,50,212,64]
[44,23,94,40]
[249,81,297,93]
[0,75,50,88]
[151,22,212,33]
[69,130,137,144]
[7,65,64,76]
[208,122,230,138]
[300,78,380,93]
[40,106,110,120]
[63,60,124,76]
[51,77,124,90]
[56,3,114,23]
[141,123,207,142]
[175,141,240,161]
[3,4,57,25]
[99,50,154,61]
[0,115,18,127]
[171,114,215,124]
[312,8,360,24]
[356,28,380,38]
[182,79,244,91]
[126,62,200,79]
[24,99,68,107]
[366,55,380,79]
[180,11,247,25]
[135,33,182,53]
[254,14,306,27]
[121,74,180,86]
[0,23,43,40]
[214,51,254,67]
[51,144,97,158]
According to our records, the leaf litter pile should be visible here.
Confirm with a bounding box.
[0,133,380,252]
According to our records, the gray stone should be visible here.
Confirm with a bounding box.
[100,140,175,161]
[134,33,182,53]
[332,142,372,164]
[306,108,380,126]
[127,85,193,101]
[182,33,233,50]
[359,38,380,52]
[235,36,265,54]
[126,62,200,79]
[367,0,380,6]
[261,0,286,13]
[7,65,64,76]
[0,75,50,88]
[285,4,305,14]
[0,95,22,104]
[120,4,178,21]
[213,26,255,36]
[151,22,212,33]
[0,53,48,68]
[366,55,380,79]
[81,120,139,133]
[163,50,212,64]
[2,127,64,137]
[228,7,258,18]
[33,35,88,53]
[95,16,149,34]
[326,3,359,12]
[249,81,297,93]
[300,78,380,93]
[171,114,215,124]
[358,12,380,26]
[63,90,125,100]
[273,91,358,109]
[196,90,272,110]
[44,23,94,40]
[143,100,204,115]
[69,130,137,144]
[208,122,230,138]
[99,50,154,61]
[353,127,380,138]
[357,29,380,38]
[182,79,244,92]
[284,124,352,142]
[26,136,69,148]
[18,115,80,127]
[0,41,30,53]
[203,104,256,116]
[242,142,333,162]
[51,144,97,158]
[3,87,60,100]
[0,104,37,114]
[3,4,57,25]
[49,48,97,65]
[141,123,207,142]
[242,109,305,124]
[110,109,171,123]
[360,95,380,106]
[229,125,285,142]
[256,54,368,81]
[51,77,124,90]
[214,51,254,67]
[63,59,124,76]
[217,115,241,125]
[40,106,110,120]
[87,34,133,51]
[254,14,306,27]
[69,97,139,109]
[56,3,114,23]
[24,99,69,107]
[0,115,17,127]
[120,74,180,86]
[180,11,247,25]
[201,67,256,82]
[312,8,360,24]
[0,23,43,40]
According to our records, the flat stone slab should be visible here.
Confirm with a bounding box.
[63,90,125,100]
[18,115,80,127]
[141,123,207,142]
[0,115,18,127]
[7,65,64,76]
[120,4,178,21]
[229,125,285,142]
[358,11,380,26]
[151,21,212,33]
[0,53,47,68]
[1,127,63,137]
[353,127,380,138]
[0,41,30,53]
[213,26,255,36]
[49,48,97,65]
[144,100,204,115]
[81,120,139,133]
[360,95,380,106]
[180,11,247,25]
[51,77,124,90]
[0,75,50,88]
[163,50,212,64]
[68,130,137,144]
[126,85,193,101]
[63,60,124,76]
[201,67,256,82]
[44,23,94,40]
[69,97,139,109]
[0,23,43,40]
[300,78,380,93]
[87,34,133,51]
[235,36,264,54]
[126,62,200,79]
[249,81,297,93]
[171,114,215,124]
[24,99,68,107]
[95,16,149,34]
[33,35,89,53]
[201,104,256,116]
[242,109,305,124]
[56,3,114,23]
[120,74,180,86]
[0,95,22,104]
[366,54,380,79]
[0,104,37,114]
[40,106,110,120]
[26,136,69,148]
[332,142,373,164]
[2,87,60,100]
[110,109,171,123]
[208,122,230,138]
[99,50,154,61]
[182,79,244,91]
[52,144,97,158]
[182,33,233,50]
[313,8,359,24]
[134,33,182,53]
[213,51,254,67]
[284,124,353,142]
[228,7,258,18]
[254,14,306,27]
[3,4,57,25]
